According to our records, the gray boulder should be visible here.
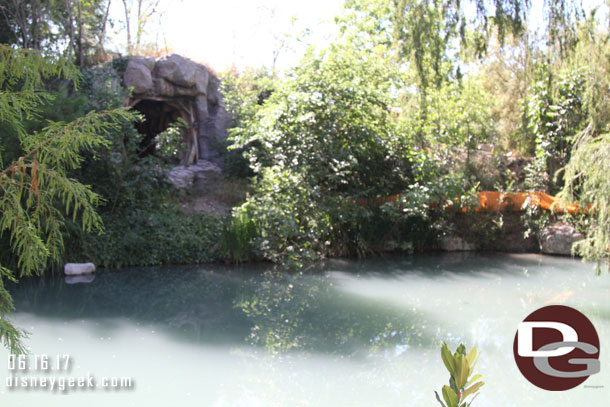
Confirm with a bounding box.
[206,75,220,105]
[154,54,199,88]
[168,166,196,189]
[540,224,584,256]
[124,59,153,94]
[64,262,96,276]
[167,160,221,190]
[194,65,209,94]
[130,56,155,71]
[191,160,222,192]
[440,236,476,251]
[152,77,176,97]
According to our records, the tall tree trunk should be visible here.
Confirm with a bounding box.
[121,0,132,54]
[135,0,160,55]
[98,0,112,53]
[31,0,40,49]
[66,0,75,58]
[135,0,142,54]
[77,0,83,66]
[10,0,29,48]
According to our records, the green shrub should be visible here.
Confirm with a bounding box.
[435,343,484,407]
[75,207,222,268]
[220,207,258,263]
[523,65,586,193]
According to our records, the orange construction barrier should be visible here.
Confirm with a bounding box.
[358,191,585,214]
[471,191,582,213]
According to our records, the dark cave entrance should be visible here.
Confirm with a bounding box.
[133,99,180,157]
[130,98,199,164]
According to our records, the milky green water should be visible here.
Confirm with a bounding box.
[1,253,608,406]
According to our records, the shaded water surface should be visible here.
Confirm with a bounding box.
[1,253,609,406]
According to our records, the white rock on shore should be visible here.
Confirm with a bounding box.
[64,262,96,276]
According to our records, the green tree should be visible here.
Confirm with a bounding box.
[556,15,610,269]
[119,0,162,55]
[231,45,413,196]
[218,66,276,178]
[0,45,133,353]
[559,131,610,269]
[225,43,459,266]
[478,33,539,153]
[0,0,113,65]
[340,0,586,113]
[524,64,586,193]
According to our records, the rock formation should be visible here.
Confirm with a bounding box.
[539,224,584,256]
[123,54,229,164]
[167,159,221,190]
[439,235,476,251]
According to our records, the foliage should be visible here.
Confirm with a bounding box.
[0,45,134,353]
[405,75,496,158]
[221,67,277,131]
[217,67,277,178]
[0,0,114,64]
[231,45,413,196]
[340,0,583,110]
[80,62,129,111]
[435,343,484,407]
[523,64,586,193]
[156,117,188,162]
[224,45,446,266]
[559,131,610,270]
[229,166,330,267]
[478,34,538,153]
[220,205,257,263]
[65,122,224,268]
[78,207,222,268]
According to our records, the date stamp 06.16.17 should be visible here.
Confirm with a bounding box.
[4,354,134,392]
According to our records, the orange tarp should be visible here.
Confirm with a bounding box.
[462,191,582,214]
[358,191,585,214]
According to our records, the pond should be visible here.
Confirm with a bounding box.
[1,253,609,406]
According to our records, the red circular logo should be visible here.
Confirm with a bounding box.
[513,305,600,391]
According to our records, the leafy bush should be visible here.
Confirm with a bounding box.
[222,47,418,266]
[156,117,188,162]
[220,206,258,263]
[218,67,277,178]
[523,65,586,193]
[435,343,484,407]
[231,47,414,196]
[221,44,483,267]
[559,131,610,270]
[227,166,331,267]
[77,208,222,268]
[66,140,224,268]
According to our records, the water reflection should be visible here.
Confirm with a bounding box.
[65,274,96,284]
[8,260,438,356]
[8,253,597,357]
[3,253,609,407]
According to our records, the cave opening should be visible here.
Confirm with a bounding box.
[130,98,199,164]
